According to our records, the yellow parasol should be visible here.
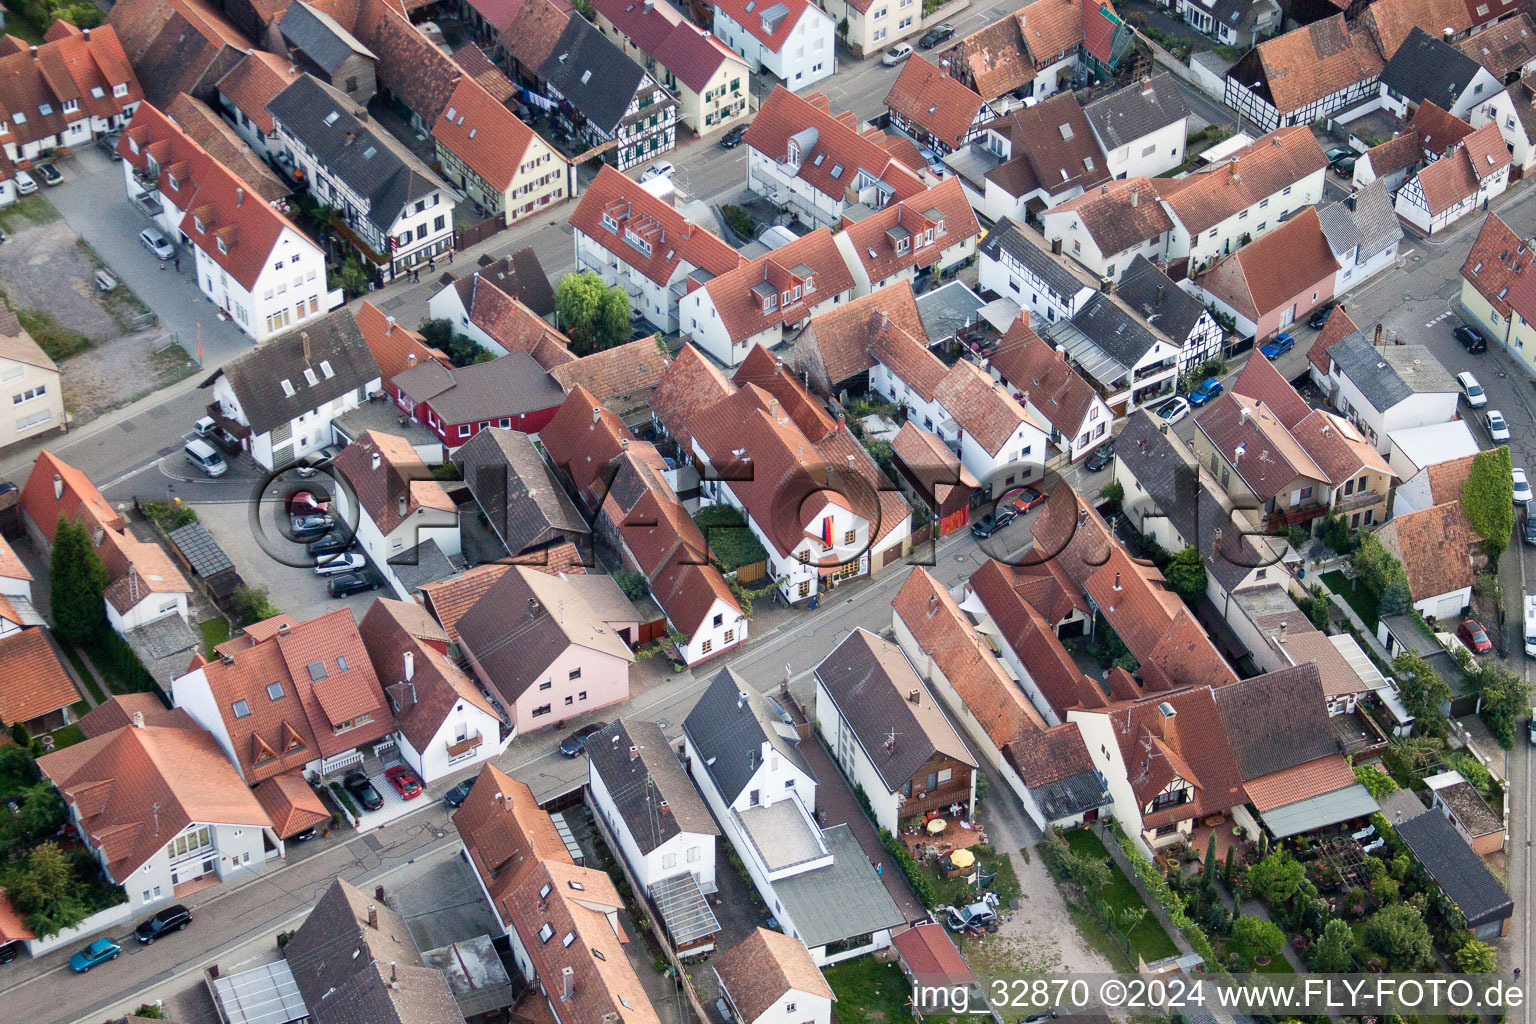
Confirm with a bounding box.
[927,818,946,834]
[950,848,976,869]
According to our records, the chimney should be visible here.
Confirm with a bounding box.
[367,905,379,929]
[1374,323,1384,348]
[132,710,145,728]
[82,28,89,40]
[1100,183,1108,196]
[846,454,855,471]
[278,621,291,633]
[908,688,920,704]
[301,331,311,364]
[236,186,244,209]
[1345,191,1357,213]
[629,744,639,760]
[592,406,602,424]
[769,398,780,420]
[561,966,575,1001]
[1230,157,1240,178]
[1155,283,1163,306]
[529,597,542,618]
[1113,571,1122,591]
[390,961,397,983]
[406,352,416,367]
[387,316,396,335]
[1130,186,1139,208]
[1210,527,1223,561]
[28,45,36,59]
[375,885,385,902]
[1234,442,1246,465]
[371,451,382,470]
[659,799,670,814]
[1239,405,1250,425]
[52,473,62,500]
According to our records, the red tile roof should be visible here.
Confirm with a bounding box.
[431,75,542,192]
[712,0,819,54]
[330,430,455,535]
[21,449,121,545]
[649,343,738,450]
[989,316,1100,439]
[870,318,947,402]
[1247,16,1383,117]
[968,558,1102,717]
[696,227,855,344]
[1017,0,1089,63]
[1160,127,1328,236]
[1095,685,1243,822]
[1194,207,1338,321]
[891,923,975,987]
[1243,752,1357,812]
[0,23,141,152]
[1046,178,1172,257]
[1307,303,1361,375]
[356,299,450,382]
[1455,12,1536,75]
[549,336,671,409]
[214,49,298,135]
[498,0,570,74]
[591,0,742,93]
[165,92,290,204]
[1410,100,1473,155]
[0,628,77,727]
[891,422,979,503]
[949,16,1034,99]
[841,179,980,286]
[1461,213,1536,319]
[733,343,835,440]
[983,92,1110,200]
[1378,501,1474,603]
[884,55,987,151]
[79,693,188,737]
[353,0,464,122]
[571,164,741,289]
[538,384,634,496]
[252,771,331,838]
[1230,345,1313,428]
[1196,392,1325,501]
[791,281,925,388]
[716,929,834,1022]
[1363,0,1471,60]
[451,43,516,103]
[1364,129,1423,180]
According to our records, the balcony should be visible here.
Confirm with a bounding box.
[1333,489,1385,513]
[1133,359,1177,383]
[446,732,482,758]
[898,777,973,821]
[1263,502,1327,531]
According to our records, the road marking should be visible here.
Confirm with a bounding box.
[1424,310,1454,328]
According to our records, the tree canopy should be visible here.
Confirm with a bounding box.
[1464,658,1532,749]
[1165,546,1208,600]
[1462,445,1515,562]
[555,272,631,355]
[50,517,108,646]
[1247,850,1305,906]
[1392,649,1451,738]
[1361,903,1434,970]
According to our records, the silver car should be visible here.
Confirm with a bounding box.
[139,228,174,260]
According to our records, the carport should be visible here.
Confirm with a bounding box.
[208,960,307,1024]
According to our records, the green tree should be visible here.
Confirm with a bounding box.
[1165,546,1208,600]
[1308,919,1356,972]
[1231,916,1285,962]
[50,517,109,646]
[1361,903,1434,970]
[1247,850,1305,907]
[15,782,65,838]
[1455,938,1499,974]
[1351,532,1408,599]
[613,570,647,601]
[555,272,631,354]
[1392,649,1452,738]
[1203,830,1220,895]
[861,438,895,474]
[1353,764,1397,800]
[418,317,489,367]
[8,722,28,748]
[1378,578,1413,617]
[1099,480,1124,504]
[1222,846,1236,888]
[228,585,281,627]
[8,842,89,937]
[572,0,596,17]
[1462,446,1516,563]
[1465,659,1532,748]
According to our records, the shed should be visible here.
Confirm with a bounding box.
[1395,809,1513,939]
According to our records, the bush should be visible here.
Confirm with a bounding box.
[141,499,198,531]
[1353,763,1397,800]
[1361,903,1434,970]
[693,504,768,572]
[229,585,281,627]
[613,570,647,600]
[722,204,757,240]
[879,828,937,907]
[328,782,360,818]
[1231,916,1285,962]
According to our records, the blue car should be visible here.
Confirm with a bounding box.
[69,937,121,972]
[1188,377,1224,406]
[1260,333,1295,359]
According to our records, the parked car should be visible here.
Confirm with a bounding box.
[1188,377,1224,406]
[289,825,319,841]
[1528,714,1536,745]
[1524,511,1536,546]
[444,777,476,809]
[287,490,331,515]
[313,552,366,577]
[881,42,914,65]
[991,505,1017,529]
[639,161,674,182]
[1455,324,1488,353]
[1260,333,1295,359]
[14,171,35,196]
[1331,156,1356,176]
[328,571,379,597]
[135,904,191,944]
[1083,442,1114,473]
[918,23,955,47]
[98,130,123,161]
[384,765,423,800]
[290,513,335,541]
[969,512,996,539]
[1457,370,1488,408]
[0,939,21,964]
[306,534,352,559]
[1009,486,1046,514]
[139,227,174,260]
[1486,409,1512,443]
[342,770,383,811]
[1458,619,1493,654]
[295,444,343,478]
[184,439,227,478]
[1324,145,1353,166]
[1516,467,1533,505]
[1307,304,1336,329]
[68,938,120,972]
[719,124,748,149]
[1155,396,1190,424]
[942,900,997,932]
[35,163,62,187]
[559,721,609,757]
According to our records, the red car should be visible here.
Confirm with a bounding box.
[1457,619,1493,654]
[287,490,331,515]
[384,765,423,800]
[1010,487,1046,514]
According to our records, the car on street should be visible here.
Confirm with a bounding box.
[719,124,748,149]
[969,511,996,538]
[1516,467,1533,505]
[1455,324,1488,353]
[1260,333,1295,359]
[342,770,384,811]
[35,162,62,187]
[1083,442,1114,473]
[384,764,423,800]
[1188,377,1224,406]
[135,905,191,944]
[287,490,331,515]
[919,23,954,47]
[559,721,610,757]
[444,777,475,809]
[1155,396,1190,424]
[639,161,674,182]
[139,227,174,260]
[69,938,121,972]
[1457,370,1488,408]
[290,513,335,541]
[1486,409,1511,442]
[1529,714,1536,745]
[1524,512,1536,545]
[881,42,914,65]
[1457,619,1493,654]
[313,552,366,576]
[14,170,35,195]
[1009,486,1046,514]
[1307,304,1336,329]
[306,534,351,559]
[992,505,1017,529]
[328,571,379,598]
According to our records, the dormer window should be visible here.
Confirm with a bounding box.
[62,99,77,114]
[792,285,801,300]
[193,215,204,233]
[804,274,815,293]
[601,212,618,233]
[781,290,790,305]
[113,83,128,98]
[764,293,778,312]
[216,237,228,255]
[280,379,296,397]
[169,174,181,191]
[896,237,909,254]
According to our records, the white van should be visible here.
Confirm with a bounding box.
[1524,594,1536,658]
[184,439,227,477]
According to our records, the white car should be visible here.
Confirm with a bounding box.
[313,552,367,576]
[14,170,35,196]
[1515,468,1532,506]
[1457,370,1488,408]
[1155,396,1191,425]
[881,42,914,65]
[639,161,674,182]
[1486,409,1512,443]
[139,228,175,260]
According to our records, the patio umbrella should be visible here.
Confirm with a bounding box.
[927,818,947,834]
[950,848,976,869]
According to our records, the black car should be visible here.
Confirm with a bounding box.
[1524,512,1536,546]
[342,770,384,811]
[970,512,995,539]
[918,23,954,47]
[329,571,379,598]
[560,721,609,757]
[289,825,319,841]
[1454,324,1488,353]
[1083,442,1114,473]
[135,904,191,944]
[444,777,476,809]
[306,534,352,559]
[290,513,334,541]
[719,124,748,149]
[1307,303,1336,329]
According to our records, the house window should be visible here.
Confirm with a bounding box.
[333,713,373,734]
[569,667,581,680]
[539,923,554,943]
[533,704,552,717]
[267,681,284,700]
[701,639,713,654]
[723,629,734,643]
[844,529,855,544]
[232,700,250,718]
[713,613,724,627]
[539,680,552,690]
[798,581,810,598]
[458,424,471,438]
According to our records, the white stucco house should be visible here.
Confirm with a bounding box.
[1310,331,1460,453]
[711,0,835,90]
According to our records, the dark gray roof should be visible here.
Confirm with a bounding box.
[462,247,558,317]
[1083,72,1190,151]
[168,522,234,578]
[1324,334,1457,410]
[387,538,458,592]
[1379,27,1485,107]
[280,1,376,75]
[1333,178,1402,261]
[451,428,590,556]
[914,280,986,344]
[770,824,906,948]
[1212,662,1341,781]
[683,667,814,806]
[1069,293,1164,368]
[978,218,1090,304]
[587,719,718,855]
[267,75,442,235]
[1033,767,1112,822]
[392,350,565,424]
[539,17,651,135]
[1396,809,1513,927]
[1116,256,1207,344]
[204,308,381,436]
[1115,410,1275,593]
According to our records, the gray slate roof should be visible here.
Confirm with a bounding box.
[1116,256,1207,344]
[1318,178,1402,263]
[204,308,381,436]
[539,17,651,135]
[1379,26,1485,107]
[771,824,906,947]
[387,538,458,592]
[1396,809,1513,927]
[461,248,558,317]
[915,280,986,344]
[267,75,442,235]
[451,428,590,556]
[280,1,376,75]
[979,218,1090,304]
[683,667,814,806]
[1325,333,1457,410]
[1033,766,1112,822]
[588,719,718,855]
[1083,72,1190,151]
[1212,662,1341,781]
[1069,293,1164,368]
[392,350,566,423]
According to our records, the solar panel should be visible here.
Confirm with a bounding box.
[169,522,234,578]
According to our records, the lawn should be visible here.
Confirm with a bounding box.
[824,956,966,1024]
[1063,829,1179,963]
[923,845,1022,909]
[0,194,60,233]
[199,616,230,657]
[692,504,768,572]
[61,645,106,704]
[50,724,85,749]
[1321,570,1379,630]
